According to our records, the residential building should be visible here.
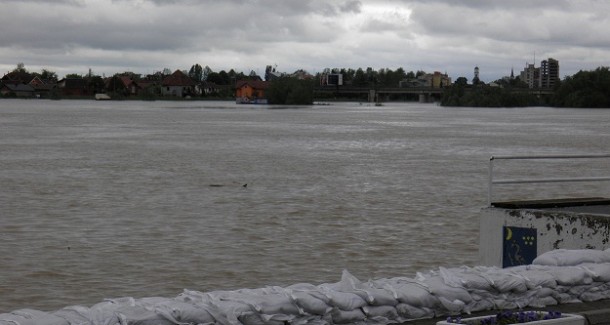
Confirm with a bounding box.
[520,63,540,89]
[400,71,450,88]
[540,58,559,89]
[1,71,56,97]
[161,70,196,97]
[235,80,270,103]
[519,58,559,89]
[57,78,88,97]
[0,82,35,97]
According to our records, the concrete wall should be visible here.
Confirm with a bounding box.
[479,207,610,267]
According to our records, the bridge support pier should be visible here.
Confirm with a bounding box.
[368,90,376,103]
[419,93,430,103]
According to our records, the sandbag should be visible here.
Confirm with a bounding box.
[52,306,92,325]
[319,285,367,310]
[153,300,216,324]
[424,276,473,304]
[361,305,399,320]
[480,270,528,293]
[395,304,434,320]
[0,309,68,325]
[533,249,610,266]
[329,307,366,324]
[353,280,398,306]
[509,266,558,289]
[384,279,439,308]
[115,305,173,325]
[580,263,610,282]
[545,266,593,285]
[288,291,332,315]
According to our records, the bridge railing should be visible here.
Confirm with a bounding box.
[488,154,610,206]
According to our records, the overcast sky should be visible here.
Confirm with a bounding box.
[1,0,609,82]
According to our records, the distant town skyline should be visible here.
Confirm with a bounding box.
[1,0,609,82]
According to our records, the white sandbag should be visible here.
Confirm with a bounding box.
[395,304,434,320]
[580,263,610,282]
[153,300,216,324]
[492,298,518,310]
[246,293,301,315]
[0,309,68,325]
[509,266,557,289]
[175,289,210,304]
[319,285,367,310]
[361,305,399,320]
[437,297,466,314]
[579,283,610,302]
[424,276,473,304]
[465,298,494,313]
[528,296,558,308]
[442,267,493,291]
[204,299,255,325]
[385,279,439,308]
[533,249,610,266]
[87,300,125,325]
[553,292,581,304]
[238,312,297,325]
[288,291,332,315]
[329,307,366,324]
[52,306,92,325]
[480,271,528,293]
[545,266,593,285]
[353,280,398,306]
[115,305,174,325]
[0,313,35,325]
[324,270,360,293]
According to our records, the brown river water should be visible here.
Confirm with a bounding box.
[1,100,609,312]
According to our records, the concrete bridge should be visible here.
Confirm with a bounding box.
[314,86,443,103]
[314,86,555,103]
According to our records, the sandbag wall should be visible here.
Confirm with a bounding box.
[3,249,610,325]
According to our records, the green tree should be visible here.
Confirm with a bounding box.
[552,67,610,108]
[454,77,468,86]
[352,68,367,86]
[86,75,105,94]
[106,75,127,97]
[188,64,204,82]
[12,62,27,73]
[266,77,314,105]
[39,69,58,82]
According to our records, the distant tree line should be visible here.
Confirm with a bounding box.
[441,66,610,108]
[551,67,610,108]
[316,67,426,88]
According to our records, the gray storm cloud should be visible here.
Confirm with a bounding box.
[0,0,608,81]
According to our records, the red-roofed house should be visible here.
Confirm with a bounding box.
[235,80,270,104]
[120,76,141,95]
[161,70,196,97]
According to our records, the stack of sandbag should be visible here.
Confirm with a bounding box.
[3,249,610,325]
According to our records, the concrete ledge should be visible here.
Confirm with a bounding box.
[491,197,610,209]
[580,309,610,325]
[399,300,610,325]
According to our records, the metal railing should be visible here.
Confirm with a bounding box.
[488,154,610,206]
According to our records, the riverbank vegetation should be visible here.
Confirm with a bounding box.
[266,77,314,105]
[440,66,610,108]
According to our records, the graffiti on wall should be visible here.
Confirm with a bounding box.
[503,226,537,268]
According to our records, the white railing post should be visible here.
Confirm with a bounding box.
[488,156,494,206]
